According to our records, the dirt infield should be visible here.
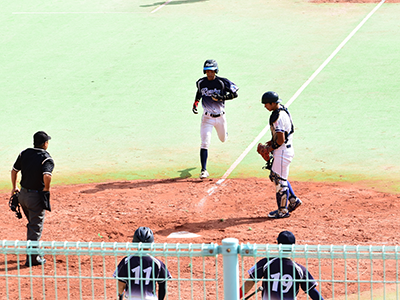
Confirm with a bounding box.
[1,178,400,299]
[3,178,400,245]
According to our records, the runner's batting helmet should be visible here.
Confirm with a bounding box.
[203,59,219,74]
[261,91,281,104]
[133,227,154,243]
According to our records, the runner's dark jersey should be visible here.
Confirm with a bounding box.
[195,76,238,115]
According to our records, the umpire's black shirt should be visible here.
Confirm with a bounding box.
[13,148,55,191]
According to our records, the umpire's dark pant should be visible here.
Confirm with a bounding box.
[18,188,45,241]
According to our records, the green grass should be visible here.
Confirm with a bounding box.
[1,0,399,192]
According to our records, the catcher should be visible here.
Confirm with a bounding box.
[257,91,302,219]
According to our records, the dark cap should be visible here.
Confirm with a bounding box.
[33,131,51,146]
[277,231,296,245]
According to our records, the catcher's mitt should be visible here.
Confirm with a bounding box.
[257,143,271,162]
[9,192,22,219]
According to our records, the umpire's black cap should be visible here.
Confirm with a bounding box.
[277,231,296,245]
[34,131,51,147]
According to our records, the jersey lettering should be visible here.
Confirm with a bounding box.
[132,266,153,285]
[271,272,294,293]
[201,88,220,97]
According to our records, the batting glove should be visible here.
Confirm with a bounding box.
[192,100,199,114]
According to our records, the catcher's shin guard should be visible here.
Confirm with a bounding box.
[275,182,289,210]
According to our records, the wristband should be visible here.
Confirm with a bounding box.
[271,141,281,150]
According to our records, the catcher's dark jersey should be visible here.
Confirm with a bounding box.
[113,254,171,300]
[13,148,54,190]
[195,76,238,115]
[248,257,317,300]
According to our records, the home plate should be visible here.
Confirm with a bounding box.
[167,231,201,238]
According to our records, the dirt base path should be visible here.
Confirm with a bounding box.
[1,178,400,299]
[3,178,399,245]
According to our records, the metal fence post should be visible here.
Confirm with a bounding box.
[222,238,239,300]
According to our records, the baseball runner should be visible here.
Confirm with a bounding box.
[113,227,171,300]
[240,231,325,300]
[257,92,302,219]
[192,59,239,179]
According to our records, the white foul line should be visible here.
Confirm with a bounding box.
[286,0,386,108]
[198,0,386,206]
[151,0,172,13]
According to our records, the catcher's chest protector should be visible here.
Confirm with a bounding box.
[269,106,295,143]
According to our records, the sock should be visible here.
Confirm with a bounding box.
[200,148,208,171]
[287,181,297,199]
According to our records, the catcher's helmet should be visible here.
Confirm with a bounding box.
[203,59,219,74]
[133,227,154,243]
[261,91,281,104]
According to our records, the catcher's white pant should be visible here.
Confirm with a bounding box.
[272,145,294,181]
[200,112,228,149]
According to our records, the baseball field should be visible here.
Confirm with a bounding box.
[1,0,399,299]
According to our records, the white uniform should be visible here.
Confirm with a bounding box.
[270,106,294,180]
[267,104,301,219]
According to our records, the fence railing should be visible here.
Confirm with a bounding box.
[1,239,399,299]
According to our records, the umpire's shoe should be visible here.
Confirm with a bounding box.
[288,197,302,213]
[25,255,46,267]
[268,209,290,219]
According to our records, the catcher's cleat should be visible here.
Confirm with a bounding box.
[199,170,209,179]
[25,255,46,267]
[288,198,302,213]
[268,209,290,219]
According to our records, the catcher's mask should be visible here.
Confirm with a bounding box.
[203,59,219,74]
[261,91,281,104]
[133,227,154,243]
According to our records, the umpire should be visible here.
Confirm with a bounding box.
[11,131,55,267]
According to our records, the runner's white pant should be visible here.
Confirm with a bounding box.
[200,113,228,149]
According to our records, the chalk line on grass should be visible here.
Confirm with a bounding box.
[197,0,386,207]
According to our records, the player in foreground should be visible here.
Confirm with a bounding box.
[239,231,325,300]
[257,92,301,219]
[192,59,239,179]
[11,131,54,266]
[113,227,171,300]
